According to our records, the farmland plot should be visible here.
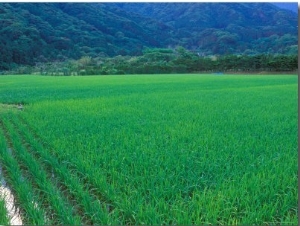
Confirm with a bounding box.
[0,74,298,224]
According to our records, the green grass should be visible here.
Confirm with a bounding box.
[0,74,297,224]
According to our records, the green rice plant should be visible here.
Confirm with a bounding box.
[0,124,46,225]
[0,162,10,225]
[0,197,9,225]
[0,74,297,224]
[1,114,82,225]
[10,113,119,225]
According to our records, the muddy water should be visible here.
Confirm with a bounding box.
[0,165,23,225]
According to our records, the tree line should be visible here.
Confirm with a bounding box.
[2,47,298,75]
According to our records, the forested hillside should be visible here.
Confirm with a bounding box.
[0,3,173,70]
[0,3,298,71]
[114,3,298,55]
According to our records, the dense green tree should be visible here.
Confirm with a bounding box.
[0,3,298,71]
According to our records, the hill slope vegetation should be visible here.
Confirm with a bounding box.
[0,3,297,70]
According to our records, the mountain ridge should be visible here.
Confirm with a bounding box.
[0,3,297,70]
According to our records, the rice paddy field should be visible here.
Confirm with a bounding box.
[0,74,298,225]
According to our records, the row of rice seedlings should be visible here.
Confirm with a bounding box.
[0,122,47,225]
[11,113,119,225]
[0,166,9,225]
[0,197,9,225]
[17,108,138,224]
[1,114,82,225]
[20,98,219,224]
[0,163,23,225]
[42,140,134,223]
[51,140,140,224]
